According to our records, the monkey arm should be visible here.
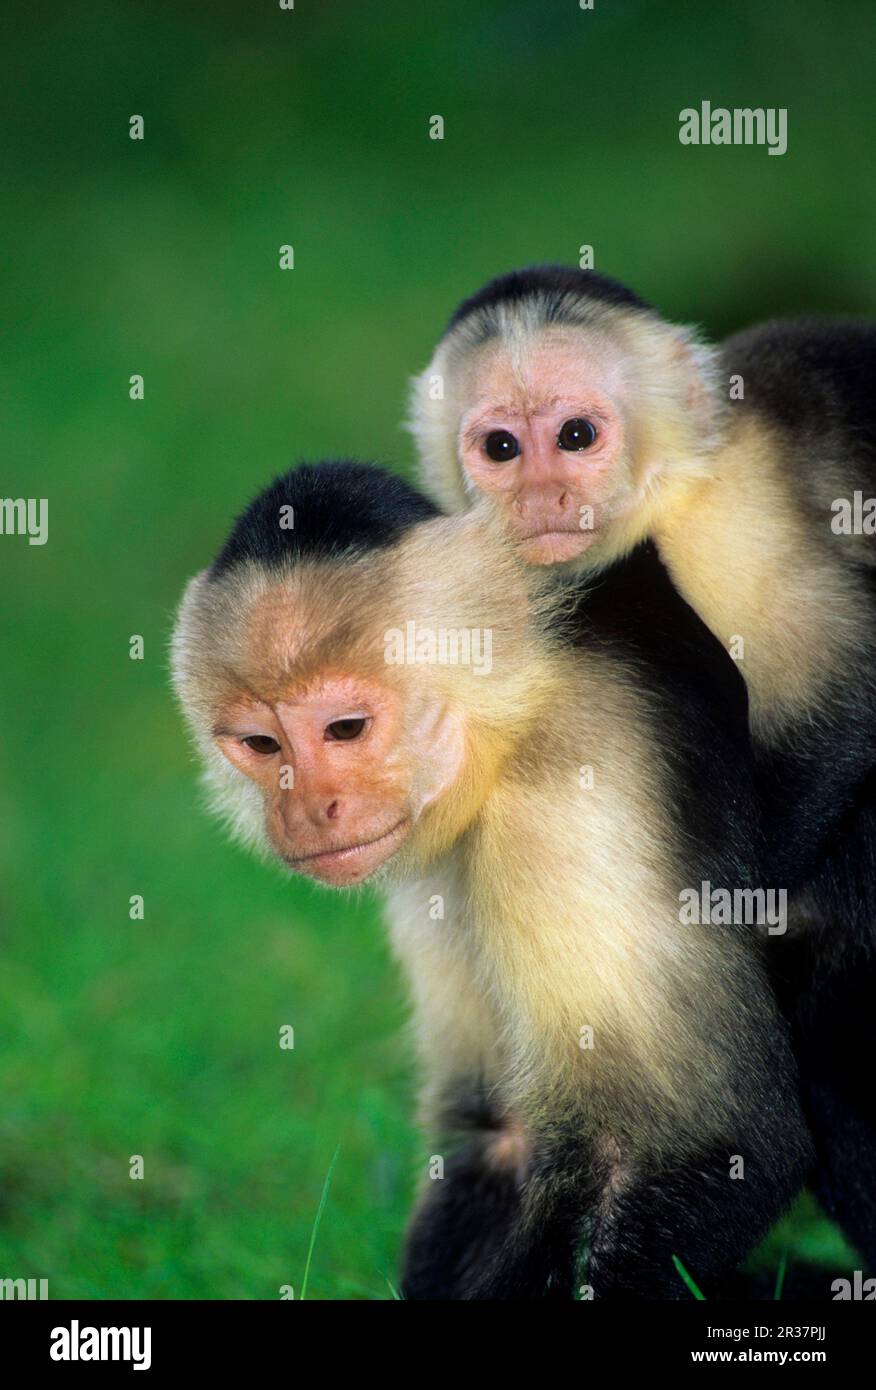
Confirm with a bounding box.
[392,900,813,1298]
[433,1050,812,1302]
[399,1090,533,1301]
[585,1101,813,1300]
[391,838,813,1300]
[385,873,535,1300]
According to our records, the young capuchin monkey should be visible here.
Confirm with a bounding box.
[172,460,811,1300]
[409,267,876,1265]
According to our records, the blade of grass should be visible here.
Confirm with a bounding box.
[299,1144,341,1302]
[673,1254,706,1300]
[773,1249,789,1300]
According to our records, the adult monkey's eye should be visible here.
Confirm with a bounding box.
[243,735,281,755]
[326,717,368,742]
[484,429,521,462]
[557,418,598,451]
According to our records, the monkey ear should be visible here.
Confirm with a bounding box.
[406,352,472,514]
[667,326,724,447]
[679,343,710,415]
[625,321,724,480]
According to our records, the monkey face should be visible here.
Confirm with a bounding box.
[212,672,465,888]
[456,333,634,565]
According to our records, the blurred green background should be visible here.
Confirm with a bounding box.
[1,0,874,1300]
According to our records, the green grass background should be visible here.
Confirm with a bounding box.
[1,0,874,1299]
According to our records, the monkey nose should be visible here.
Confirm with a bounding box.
[302,796,341,828]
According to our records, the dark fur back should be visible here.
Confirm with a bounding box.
[723,318,876,462]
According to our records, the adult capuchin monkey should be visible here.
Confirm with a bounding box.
[172,460,811,1300]
[408,266,876,1266]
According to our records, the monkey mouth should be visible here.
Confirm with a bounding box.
[287,817,411,884]
[516,527,596,564]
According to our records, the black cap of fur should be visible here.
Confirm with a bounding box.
[445,264,653,337]
[211,461,440,576]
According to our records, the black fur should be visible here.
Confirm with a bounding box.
[403,1100,810,1301]
[560,542,757,893]
[401,1131,531,1300]
[770,929,876,1271]
[717,320,876,1269]
[723,317,876,454]
[444,264,653,341]
[720,317,876,889]
[211,460,439,575]
[720,318,876,913]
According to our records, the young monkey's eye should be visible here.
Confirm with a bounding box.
[484,429,520,462]
[242,735,281,755]
[325,717,368,742]
[557,417,598,451]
